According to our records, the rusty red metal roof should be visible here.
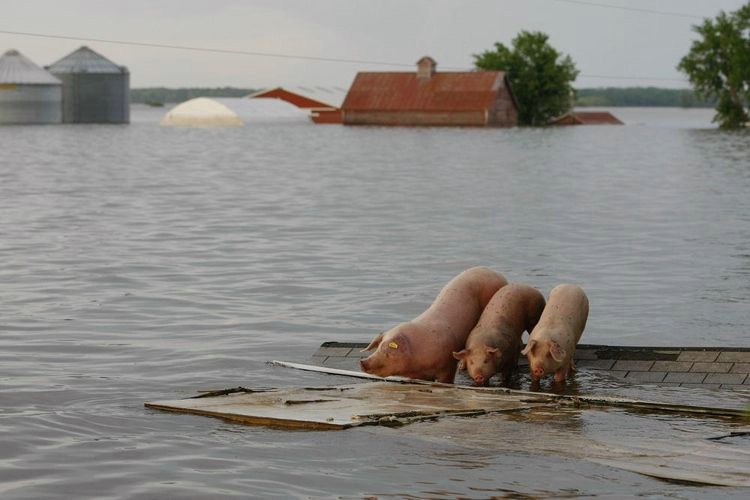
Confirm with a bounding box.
[342,71,509,112]
[551,111,623,125]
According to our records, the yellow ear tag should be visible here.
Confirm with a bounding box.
[388,341,399,349]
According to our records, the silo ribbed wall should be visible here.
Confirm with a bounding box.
[0,84,62,124]
[58,72,129,123]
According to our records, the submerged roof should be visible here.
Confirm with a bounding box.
[342,71,509,112]
[160,97,310,127]
[550,111,624,126]
[47,46,127,74]
[249,86,349,109]
[0,49,61,85]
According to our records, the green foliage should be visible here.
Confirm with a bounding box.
[678,3,750,128]
[474,31,579,126]
[130,87,257,104]
[575,87,715,108]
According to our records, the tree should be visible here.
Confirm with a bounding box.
[678,4,750,129]
[474,31,579,126]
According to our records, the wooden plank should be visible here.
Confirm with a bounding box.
[145,382,554,430]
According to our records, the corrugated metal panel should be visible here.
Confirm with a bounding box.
[48,46,130,123]
[0,49,61,85]
[55,72,130,123]
[342,72,505,112]
[46,46,127,74]
[0,84,62,124]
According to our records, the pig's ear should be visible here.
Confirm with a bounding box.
[361,333,384,352]
[549,340,566,362]
[485,346,501,359]
[452,349,468,361]
[520,339,537,355]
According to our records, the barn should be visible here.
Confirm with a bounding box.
[341,56,518,127]
[248,86,347,124]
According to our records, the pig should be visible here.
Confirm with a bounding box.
[452,283,546,386]
[359,266,508,383]
[521,284,589,383]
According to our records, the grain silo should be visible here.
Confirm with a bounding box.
[0,49,62,124]
[47,46,129,124]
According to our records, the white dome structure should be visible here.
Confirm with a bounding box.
[160,97,310,127]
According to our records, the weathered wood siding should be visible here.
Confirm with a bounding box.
[488,86,518,127]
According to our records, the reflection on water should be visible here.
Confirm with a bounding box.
[1,106,749,498]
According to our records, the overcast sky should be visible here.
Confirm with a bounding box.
[1,0,746,89]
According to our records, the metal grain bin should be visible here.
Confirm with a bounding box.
[47,46,129,124]
[0,49,62,124]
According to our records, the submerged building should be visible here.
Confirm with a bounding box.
[341,56,518,127]
[550,111,624,126]
[46,46,129,124]
[0,49,62,124]
[248,86,347,123]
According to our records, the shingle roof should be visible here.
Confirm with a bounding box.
[0,49,61,85]
[342,71,508,112]
[47,46,126,74]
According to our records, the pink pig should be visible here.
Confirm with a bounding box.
[452,283,546,386]
[521,284,589,383]
[359,267,508,383]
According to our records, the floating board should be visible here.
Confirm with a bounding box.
[145,382,558,430]
[270,360,750,419]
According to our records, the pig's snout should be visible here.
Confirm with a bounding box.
[532,366,545,378]
[359,358,370,371]
[473,374,487,386]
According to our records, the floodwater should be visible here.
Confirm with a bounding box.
[1,106,749,498]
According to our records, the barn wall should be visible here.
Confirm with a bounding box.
[311,109,343,124]
[487,87,517,127]
[344,110,486,126]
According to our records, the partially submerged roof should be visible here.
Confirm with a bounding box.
[551,111,624,125]
[160,97,310,127]
[0,49,61,85]
[342,71,510,112]
[46,46,127,74]
[248,86,349,109]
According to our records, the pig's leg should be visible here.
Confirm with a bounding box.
[435,366,457,384]
[553,364,569,383]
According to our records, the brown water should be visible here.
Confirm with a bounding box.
[1,106,749,498]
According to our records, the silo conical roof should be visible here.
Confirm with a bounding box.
[0,49,61,84]
[47,46,127,74]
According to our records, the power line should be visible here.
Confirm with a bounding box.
[545,0,705,20]
[0,28,688,83]
[0,29,428,69]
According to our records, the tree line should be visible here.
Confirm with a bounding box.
[576,88,715,108]
[131,86,715,109]
[131,87,256,106]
